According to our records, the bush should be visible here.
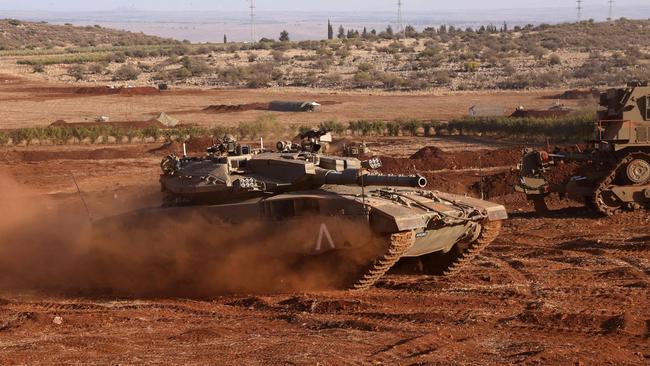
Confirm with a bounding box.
[237,115,284,138]
[67,64,86,80]
[32,64,45,73]
[112,63,141,81]
[447,114,594,141]
[548,53,562,65]
[246,72,272,88]
[319,120,347,134]
[357,62,374,72]
[0,131,8,145]
[271,50,287,62]
[88,62,107,74]
[353,71,374,87]
[180,56,212,76]
[464,61,480,72]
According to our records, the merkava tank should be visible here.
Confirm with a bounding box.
[516,82,650,215]
[124,129,507,290]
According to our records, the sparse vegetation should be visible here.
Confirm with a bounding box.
[112,64,141,81]
[3,18,650,91]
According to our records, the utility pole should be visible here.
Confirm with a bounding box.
[249,0,256,44]
[396,0,405,40]
[608,0,615,21]
[576,0,583,22]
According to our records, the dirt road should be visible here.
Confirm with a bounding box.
[0,140,648,365]
[0,72,584,129]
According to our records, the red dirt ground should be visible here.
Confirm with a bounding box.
[0,139,648,364]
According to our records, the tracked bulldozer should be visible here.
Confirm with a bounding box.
[516,82,650,215]
[109,129,506,291]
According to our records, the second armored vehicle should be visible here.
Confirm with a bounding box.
[516,82,650,215]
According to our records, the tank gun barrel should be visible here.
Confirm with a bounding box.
[315,168,427,188]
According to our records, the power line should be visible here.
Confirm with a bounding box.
[397,0,405,39]
[576,0,583,21]
[249,0,256,44]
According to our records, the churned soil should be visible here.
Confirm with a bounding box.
[0,139,648,365]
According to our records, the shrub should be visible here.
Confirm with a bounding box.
[386,121,401,136]
[88,62,107,74]
[67,64,86,80]
[433,70,451,85]
[548,53,562,65]
[464,61,480,72]
[357,62,374,72]
[319,120,347,135]
[112,63,141,81]
[246,72,272,88]
[380,73,403,89]
[271,50,287,62]
[181,56,212,76]
[237,115,284,138]
[143,126,161,141]
[32,64,45,73]
[353,71,374,87]
[0,131,9,145]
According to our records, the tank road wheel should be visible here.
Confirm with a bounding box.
[624,157,650,185]
[594,153,650,215]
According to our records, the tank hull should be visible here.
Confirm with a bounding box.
[99,188,506,290]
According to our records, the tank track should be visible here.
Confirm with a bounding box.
[443,220,503,276]
[351,220,503,290]
[594,152,650,216]
[351,232,415,291]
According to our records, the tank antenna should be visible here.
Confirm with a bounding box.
[360,170,368,221]
[71,173,92,223]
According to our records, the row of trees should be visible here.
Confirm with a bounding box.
[326,20,524,41]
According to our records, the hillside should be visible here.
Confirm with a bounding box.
[0,19,178,50]
[1,18,649,91]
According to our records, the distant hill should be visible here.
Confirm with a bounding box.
[0,19,179,50]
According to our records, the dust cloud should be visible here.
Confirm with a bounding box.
[0,173,381,298]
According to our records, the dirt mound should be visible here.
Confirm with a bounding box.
[471,170,519,199]
[380,147,521,173]
[203,103,269,113]
[74,86,159,96]
[147,141,184,156]
[185,137,215,153]
[147,137,215,156]
[510,109,572,118]
[548,89,600,100]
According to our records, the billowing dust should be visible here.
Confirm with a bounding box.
[0,173,380,297]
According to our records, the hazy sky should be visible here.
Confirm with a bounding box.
[2,0,647,12]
